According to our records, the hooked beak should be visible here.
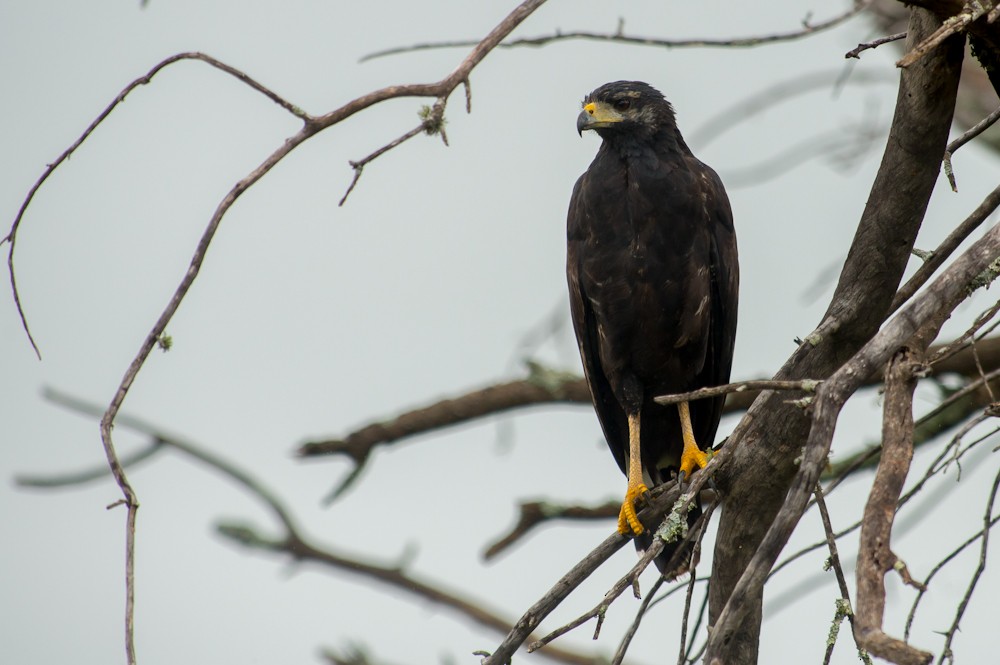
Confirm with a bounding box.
[576,101,623,136]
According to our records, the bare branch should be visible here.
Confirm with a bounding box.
[361,1,873,62]
[707,12,967,658]
[898,2,994,68]
[526,500,710,655]
[706,216,1000,658]
[483,500,619,561]
[7,3,552,661]
[942,106,1000,190]
[813,483,865,663]
[32,390,605,665]
[846,31,908,58]
[891,183,1000,313]
[482,476,713,665]
[853,348,933,665]
[2,52,307,359]
[933,463,1000,662]
[653,378,821,407]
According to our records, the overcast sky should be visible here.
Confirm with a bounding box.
[2,1,999,664]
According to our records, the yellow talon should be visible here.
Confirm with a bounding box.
[679,445,710,479]
[617,482,649,536]
[678,401,710,480]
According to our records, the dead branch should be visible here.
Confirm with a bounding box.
[705,213,1000,658]
[483,500,619,561]
[930,460,1000,662]
[298,337,998,464]
[707,12,967,659]
[942,107,1000,190]
[28,390,608,665]
[846,31,908,58]
[360,1,873,62]
[526,502,713,656]
[653,378,822,406]
[897,1,994,68]
[890,183,1000,313]
[482,472,714,665]
[6,3,553,661]
[853,348,933,665]
[813,483,867,663]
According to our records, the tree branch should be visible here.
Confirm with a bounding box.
[706,213,1000,660]
[853,348,933,665]
[361,1,873,62]
[7,3,552,662]
[707,10,966,661]
[26,389,609,665]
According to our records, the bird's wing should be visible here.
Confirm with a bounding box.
[567,175,629,475]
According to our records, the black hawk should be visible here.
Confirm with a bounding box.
[567,81,738,568]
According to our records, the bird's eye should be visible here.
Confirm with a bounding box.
[613,99,631,112]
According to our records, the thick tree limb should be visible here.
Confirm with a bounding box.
[707,12,965,661]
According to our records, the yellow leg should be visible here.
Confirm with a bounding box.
[617,410,649,536]
[678,401,710,480]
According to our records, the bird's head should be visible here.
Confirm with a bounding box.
[576,81,677,140]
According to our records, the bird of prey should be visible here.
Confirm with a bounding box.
[567,81,738,569]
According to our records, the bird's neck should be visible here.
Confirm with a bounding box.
[599,126,690,161]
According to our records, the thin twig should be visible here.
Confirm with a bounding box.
[890,184,1000,313]
[677,504,714,665]
[1,52,307,359]
[943,108,1000,191]
[483,500,620,561]
[361,1,873,62]
[653,378,821,406]
[338,124,427,206]
[845,31,907,58]
[904,469,1000,640]
[934,465,1000,663]
[609,576,665,665]
[481,475,711,665]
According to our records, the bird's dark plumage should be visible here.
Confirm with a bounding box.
[567,81,738,575]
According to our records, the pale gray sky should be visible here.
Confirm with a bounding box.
[2,1,998,664]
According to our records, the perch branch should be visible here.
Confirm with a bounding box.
[301,337,999,506]
[653,378,822,406]
[481,472,714,665]
[942,107,1000,190]
[527,501,713,654]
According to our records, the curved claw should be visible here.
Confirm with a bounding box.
[616,482,649,536]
